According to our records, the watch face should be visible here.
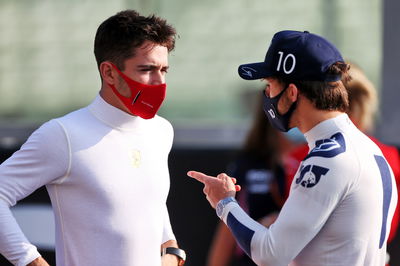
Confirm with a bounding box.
[216,197,236,218]
[216,202,224,217]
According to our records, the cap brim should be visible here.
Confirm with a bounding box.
[238,62,273,80]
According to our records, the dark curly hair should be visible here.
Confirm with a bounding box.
[94,10,176,70]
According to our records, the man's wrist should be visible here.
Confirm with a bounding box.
[216,196,237,221]
[162,247,186,266]
[27,256,50,266]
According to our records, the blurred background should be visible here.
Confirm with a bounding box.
[0,0,399,265]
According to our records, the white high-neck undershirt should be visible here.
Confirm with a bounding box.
[0,95,176,266]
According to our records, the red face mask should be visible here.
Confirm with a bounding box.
[107,63,167,119]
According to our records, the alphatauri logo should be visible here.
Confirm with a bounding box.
[296,164,329,188]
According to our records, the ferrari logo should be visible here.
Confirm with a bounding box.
[130,149,141,168]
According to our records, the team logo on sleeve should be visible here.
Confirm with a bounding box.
[296,164,329,188]
[304,132,346,160]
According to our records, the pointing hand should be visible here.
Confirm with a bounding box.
[187,171,240,208]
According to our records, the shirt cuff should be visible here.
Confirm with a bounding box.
[16,244,41,266]
[220,201,240,224]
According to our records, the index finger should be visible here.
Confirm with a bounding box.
[187,171,215,183]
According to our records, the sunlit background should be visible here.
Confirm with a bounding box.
[0,0,392,147]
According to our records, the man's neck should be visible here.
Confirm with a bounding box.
[99,86,132,115]
[296,102,344,133]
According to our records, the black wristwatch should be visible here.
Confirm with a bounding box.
[162,247,186,265]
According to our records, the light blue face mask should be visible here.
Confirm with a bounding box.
[284,127,306,144]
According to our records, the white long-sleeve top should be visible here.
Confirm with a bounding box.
[219,114,397,266]
[0,95,176,266]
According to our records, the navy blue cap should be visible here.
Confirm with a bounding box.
[238,30,344,82]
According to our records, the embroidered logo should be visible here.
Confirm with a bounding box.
[305,132,346,160]
[130,149,141,168]
[296,164,329,188]
[240,67,257,78]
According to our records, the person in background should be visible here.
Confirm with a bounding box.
[207,91,288,266]
[188,30,397,265]
[282,62,400,264]
[0,10,186,266]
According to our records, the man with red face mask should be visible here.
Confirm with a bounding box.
[0,10,186,266]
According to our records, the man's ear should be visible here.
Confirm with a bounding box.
[100,62,116,85]
[287,83,299,103]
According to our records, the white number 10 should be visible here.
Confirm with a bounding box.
[276,51,296,74]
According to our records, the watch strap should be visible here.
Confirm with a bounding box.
[216,196,237,219]
[162,247,186,265]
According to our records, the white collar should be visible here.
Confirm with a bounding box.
[87,94,149,131]
[304,113,353,149]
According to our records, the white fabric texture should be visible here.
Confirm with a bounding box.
[0,95,176,266]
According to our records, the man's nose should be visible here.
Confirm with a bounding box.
[151,71,165,85]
